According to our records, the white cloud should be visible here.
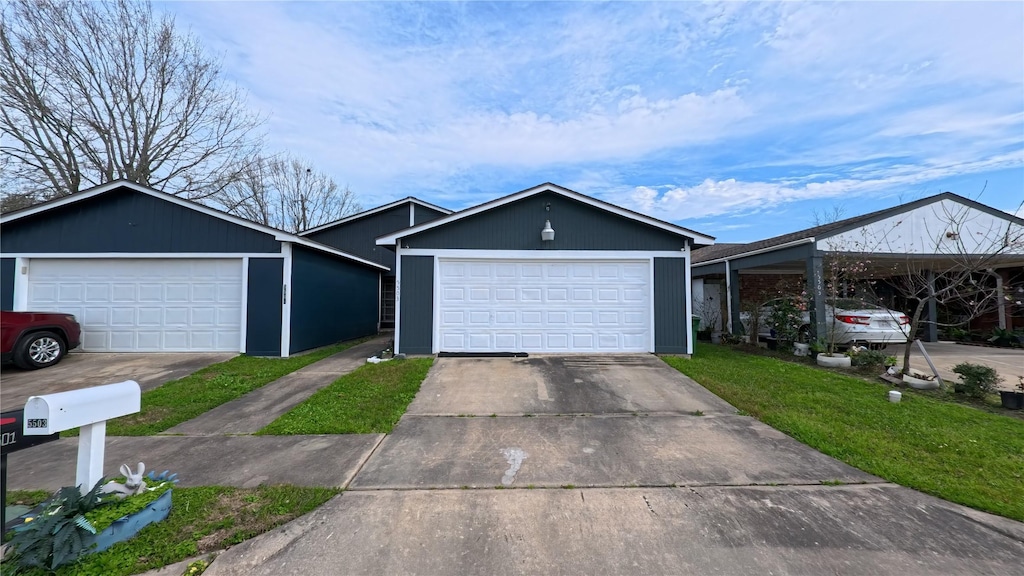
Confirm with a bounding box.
[166,1,1023,219]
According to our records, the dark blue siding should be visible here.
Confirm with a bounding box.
[413,204,448,225]
[2,187,280,253]
[1,258,14,311]
[398,255,433,354]
[404,192,688,251]
[289,246,379,354]
[246,259,283,356]
[305,205,409,277]
[654,257,689,354]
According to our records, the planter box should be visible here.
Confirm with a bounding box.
[816,353,851,368]
[999,391,1024,410]
[86,489,173,554]
[902,373,940,390]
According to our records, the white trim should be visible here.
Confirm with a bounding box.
[432,256,442,354]
[240,257,250,354]
[725,260,733,334]
[648,256,656,353]
[2,252,285,259]
[395,249,689,259]
[375,183,715,246]
[684,245,693,355]
[394,246,403,355]
[0,179,388,271]
[377,274,382,332]
[694,237,815,267]
[13,257,29,311]
[738,269,806,275]
[280,243,293,358]
[299,197,453,235]
[409,203,415,227]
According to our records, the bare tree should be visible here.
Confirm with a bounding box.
[218,154,361,233]
[0,0,263,200]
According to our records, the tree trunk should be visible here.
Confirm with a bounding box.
[902,300,927,376]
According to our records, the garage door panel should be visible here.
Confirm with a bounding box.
[437,258,651,353]
[27,259,242,352]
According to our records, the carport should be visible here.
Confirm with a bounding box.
[691,192,1024,341]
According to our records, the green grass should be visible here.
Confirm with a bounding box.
[94,338,370,436]
[5,485,339,576]
[663,344,1024,522]
[258,357,434,435]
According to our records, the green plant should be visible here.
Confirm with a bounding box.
[3,480,108,572]
[884,356,898,367]
[988,328,1019,348]
[946,327,970,342]
[952,363,1002,398]
[766,294,806,345]
[848,348,887,367]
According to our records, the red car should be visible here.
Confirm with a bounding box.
[1,311,82,370]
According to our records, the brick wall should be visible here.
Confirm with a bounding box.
[738,274,804,304]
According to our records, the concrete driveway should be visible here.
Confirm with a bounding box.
[895,341,1024,389]
[1,352,234,411]
[206,355,1024,576]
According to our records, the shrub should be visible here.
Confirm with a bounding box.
[952,363,1002,398]
[849,349,887,367]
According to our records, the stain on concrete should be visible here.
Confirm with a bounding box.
[500,447,528,485]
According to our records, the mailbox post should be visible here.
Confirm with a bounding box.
[23,381,141,491]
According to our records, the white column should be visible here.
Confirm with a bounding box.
[76,421,106,491]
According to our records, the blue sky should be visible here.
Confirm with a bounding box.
[166,1,1023,242]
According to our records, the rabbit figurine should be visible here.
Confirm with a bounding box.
[101,462,148,498]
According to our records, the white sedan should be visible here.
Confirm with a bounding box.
[741,298,910,347]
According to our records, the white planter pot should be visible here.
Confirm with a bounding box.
[902,373,940,390]
[816,353,852,368]
[711,332,722,344]
[793,343,810,356]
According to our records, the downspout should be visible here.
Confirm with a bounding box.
[724,259,732,334]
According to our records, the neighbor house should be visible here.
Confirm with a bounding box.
[691,192,1024,341]
[0,180,386,357]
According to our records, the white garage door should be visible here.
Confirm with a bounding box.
[437,259,650,353]
[27,259,243,352]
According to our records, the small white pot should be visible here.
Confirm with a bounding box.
[793,343,810,356]
[888,390,902,403]
[902,373,940,390]
[816,353,852,368]
[710,332,722,344]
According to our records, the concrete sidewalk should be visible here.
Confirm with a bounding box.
[164,335,391,435]
[893,341,1024,389]
[4,434,384,490]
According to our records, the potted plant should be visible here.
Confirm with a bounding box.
[951,363,1001,399]
[999,376,1024,410]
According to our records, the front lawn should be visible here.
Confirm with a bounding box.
[101,337,372,436]
[664,344,1024,522]
[259,357,434,435]
[4,485,339,576]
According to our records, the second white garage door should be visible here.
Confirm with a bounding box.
[27,258,243,352]
[437,258,651,353]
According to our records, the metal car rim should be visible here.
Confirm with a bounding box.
[28,337,61,364]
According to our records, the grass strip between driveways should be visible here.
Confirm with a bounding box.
[663,344,1024,522]
[258,357,434,435]
[4,485,340,576]
[91,337,372,437]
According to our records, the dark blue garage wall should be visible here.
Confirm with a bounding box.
[404,192,688,251]
[2,187,280,253]
[289,245,379,354]
[654,257,689,354]
[398,255,433,354]
[304,205,408,275]
[1,258,14,311]
[246,258,283,356]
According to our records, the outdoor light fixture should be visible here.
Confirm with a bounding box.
[541,220,555,242]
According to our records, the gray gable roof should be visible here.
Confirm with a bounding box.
[692,191,1023,264]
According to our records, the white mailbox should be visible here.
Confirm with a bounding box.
[23,380,141,491]
[24,381,140,435]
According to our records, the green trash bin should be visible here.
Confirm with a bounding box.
[691,315,701,336]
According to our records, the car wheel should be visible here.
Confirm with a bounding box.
[13,331,67,370]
